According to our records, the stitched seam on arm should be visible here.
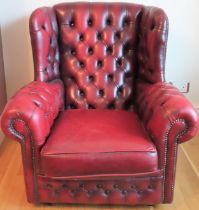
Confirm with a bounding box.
[162,118,188,202]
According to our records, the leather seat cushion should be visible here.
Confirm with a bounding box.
[40,109,158,177]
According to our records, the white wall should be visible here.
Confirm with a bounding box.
[0,0,199,106]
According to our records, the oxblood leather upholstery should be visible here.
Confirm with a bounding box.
[0,2,199,206]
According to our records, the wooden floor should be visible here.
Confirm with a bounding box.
[0,135,199,210]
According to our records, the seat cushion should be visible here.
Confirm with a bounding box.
[40,110,158,177]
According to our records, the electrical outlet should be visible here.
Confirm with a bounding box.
[169,81,190,93]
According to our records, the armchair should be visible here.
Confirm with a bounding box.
[1,2,198,205]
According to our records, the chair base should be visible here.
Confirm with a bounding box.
[36,171,163,205]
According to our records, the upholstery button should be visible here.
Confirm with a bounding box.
[49,37,53,45]
[113,184,119,189]
[79,33,84,41]
[121,190,128,195]
[41,25,46,30]
[71,48,76,56]
[116,58,123,67]
[70,189,76,195]
[87,190,92,196]
[87,19,93,27]
[117,86,123,97]
[97,32,103,41]
[53,63,56,71]
[115,31,121,41]
[130,185,135,189]
[88,47,94,55]
[79,61,85,69]
[148,184,154,190]
[79,183,85,188]
[137,190,142,195]
[123,17,131,27]
[69,76,75,82]
[46,183,52,189]
[125,72,131,81]
[87,104,95,109]
[104,190,111,195]
[106,16,112,26]
[96,184,103,189]
[107,74,114,83]
[62,184,68,189]
[150,23,156,31]
[107,102,115,109]
[68,104,77,109]
[98,89,105,97]
[69,20,75,27]
[123,43,131,56]
[79,89,85,97]
[106,45,113,55]
[88,75,95,83]
[97,60,103,68]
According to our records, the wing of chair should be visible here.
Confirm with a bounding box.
[1,2,199,206]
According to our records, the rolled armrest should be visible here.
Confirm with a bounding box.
[0,79,64,146]
[136,82,199,202]
[136,82,199,144]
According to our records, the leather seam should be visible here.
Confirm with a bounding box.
[38,169,163,179]
[39,174,162,180]
[9,118,39,203]
[162,118,188,202]
[41,150,157,156]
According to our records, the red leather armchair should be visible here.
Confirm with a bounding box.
[1,2,199,205]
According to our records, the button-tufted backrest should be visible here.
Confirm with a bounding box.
[54,3,143,109]
[30,3,169,110]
